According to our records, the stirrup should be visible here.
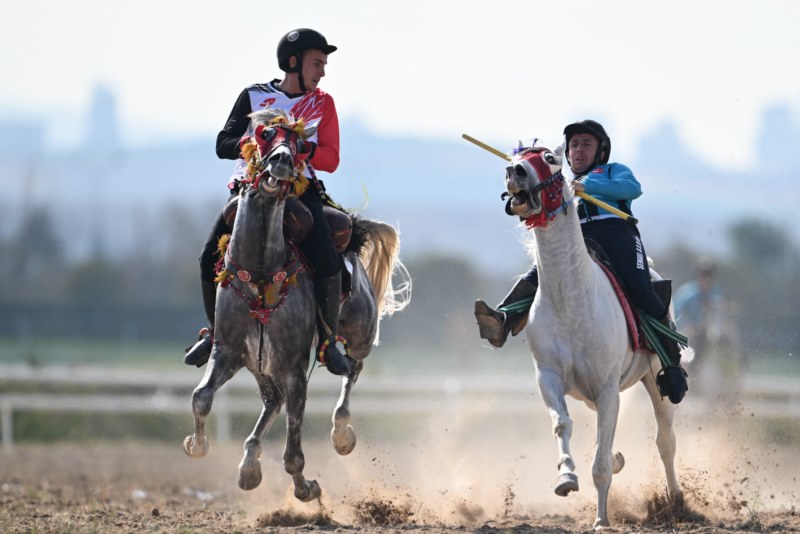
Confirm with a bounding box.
[317,335,353,376]
[184,327,213,368]
[656,366,688,404]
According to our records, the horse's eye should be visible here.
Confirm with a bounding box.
[514,164,527,177]
[296,138,306,153]
[260,128,276,141]
[544,153,556,165]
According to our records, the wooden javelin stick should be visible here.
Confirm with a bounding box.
[461,133,638,225]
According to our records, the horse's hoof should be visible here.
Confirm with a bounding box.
[295,479,321,502]
[183,435,209,458]
[593,517,611,530]
[238,469,262,491]
[331,424,357,456]
[612,451,625,474]
[554,473,579,496]
[237,456,262,491]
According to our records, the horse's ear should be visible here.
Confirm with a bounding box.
[302,125,317,140]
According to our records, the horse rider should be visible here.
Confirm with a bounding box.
[674,256,726,355]
[475,120,689,403]
[184,28,354,376]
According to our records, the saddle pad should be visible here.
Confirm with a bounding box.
[593,259,642,352]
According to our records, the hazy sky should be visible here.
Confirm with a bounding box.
[2,0,798,170]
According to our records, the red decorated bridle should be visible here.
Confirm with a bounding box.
[508,149,569,229]
[239,118,312,198]
[522,169,568,229]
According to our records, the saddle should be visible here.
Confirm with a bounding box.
[584,238,671,353]
[223,195,354,253]
[222,195,367,296]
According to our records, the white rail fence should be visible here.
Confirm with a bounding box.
[2,364,799,451]
[0,364,540,451]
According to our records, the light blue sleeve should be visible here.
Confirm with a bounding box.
[582,163,643,201]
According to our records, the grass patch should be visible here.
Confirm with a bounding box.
[0,336,184,368]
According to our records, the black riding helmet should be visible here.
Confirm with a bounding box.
[564,119,611,168]
[277,28,337,92]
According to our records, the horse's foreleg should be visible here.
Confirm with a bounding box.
[238,376,283,491]
[537,368,579,497]
[183,351,241,458]
[642,370,682,503]
[592,387,622,529]
[282,370,320,502]
[331,360,363,456]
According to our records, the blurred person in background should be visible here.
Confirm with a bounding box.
[674,257,744,398]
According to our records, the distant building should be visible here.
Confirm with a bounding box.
[84,84,120,154]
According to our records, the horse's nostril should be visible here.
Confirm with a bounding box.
[269,151,292,164]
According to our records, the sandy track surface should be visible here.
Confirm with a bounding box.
[2,378,799,533]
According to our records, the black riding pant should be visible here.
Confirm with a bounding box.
[296,187,340,279]
[521,218,667,320]
[198,187,340,283]
[199,199,232,283]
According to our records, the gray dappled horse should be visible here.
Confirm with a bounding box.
[501,145,684,529]
[183,109,410,501]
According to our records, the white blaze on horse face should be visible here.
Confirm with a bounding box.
[265,144,294,181]
[506,157,541,217]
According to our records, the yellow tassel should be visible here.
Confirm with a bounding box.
[263,282,281,305]
[241,141,257,161]
[293,173,309,196]
[242,141,262,180]
[217,234,230,255]
[214,269,231,284]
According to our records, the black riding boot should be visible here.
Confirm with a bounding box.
[474,278,537,348]
[184,279,216,367]
[652,279,689,404]
[315,272,354,376]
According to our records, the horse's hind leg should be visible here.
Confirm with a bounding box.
[282,368,321,502]
[238,376,284,491]
[537,369,579,496]
[184,350,241,458]
[331,360,363,456]
[592,387,622,529]
[642,371,682,502]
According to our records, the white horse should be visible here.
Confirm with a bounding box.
[502,145,683,529]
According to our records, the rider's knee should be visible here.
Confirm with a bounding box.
[199,247,219,281]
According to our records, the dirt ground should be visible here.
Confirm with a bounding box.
[1,386,798,533]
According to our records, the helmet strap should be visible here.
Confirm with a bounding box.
[293,53,307,93]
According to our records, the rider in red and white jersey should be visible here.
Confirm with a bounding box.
[184,28,353,376]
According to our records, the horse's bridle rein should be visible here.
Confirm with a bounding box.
[522,169,569,229]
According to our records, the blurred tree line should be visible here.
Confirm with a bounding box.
[0,204,797,355]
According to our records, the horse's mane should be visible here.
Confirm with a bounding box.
[248,108,293,127]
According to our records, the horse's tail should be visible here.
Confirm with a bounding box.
[358,219,411,322]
